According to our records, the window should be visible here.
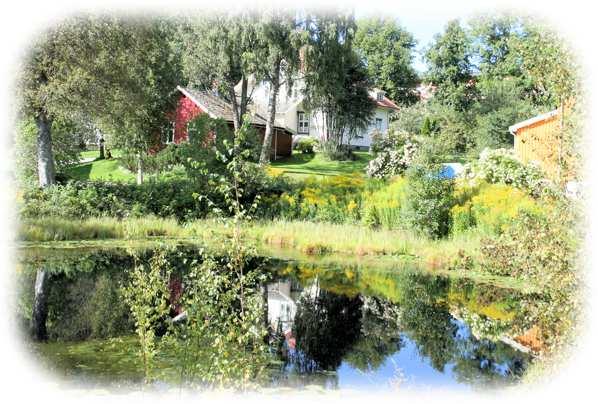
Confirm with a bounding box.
[297,112,310,134]
[186,122,193,142]
[375,118,383,131]
[163,121,175,144]
[376,92,384,102]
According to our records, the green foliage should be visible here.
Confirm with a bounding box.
[20,179,207,222]
[354,17,419,105]
[301,12,375,155]
[472,78,538,150]
[403,164,455,238]
[424,20,476,111]
[294,137,318,154]
[478,201,581,352]
[121,249,172,382]
[15,116,87,186]
[461,148,552,197]
[361,177,408,229]
[450,181,542,235]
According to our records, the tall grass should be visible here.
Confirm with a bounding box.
[19,217,185,242]
[19,217,483,270]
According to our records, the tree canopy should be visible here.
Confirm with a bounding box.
[354,17,419,105]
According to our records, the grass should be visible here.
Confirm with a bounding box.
[271,151,373,179]
[80,149,124,161]
[19,217,185,242]
[66,149,134,181]
[65,149,372,182]
[18,216,479,267]
[18,217,540,292]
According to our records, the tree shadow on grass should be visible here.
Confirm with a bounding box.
[66,162,93,180]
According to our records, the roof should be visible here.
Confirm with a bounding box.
[177,86,275,128]
[509,109,559,135]
[369,89,400,110]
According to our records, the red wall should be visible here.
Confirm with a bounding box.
[168,94,205,144]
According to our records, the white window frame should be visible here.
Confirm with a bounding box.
[297,112,310,134]
[164,121,175,144]
[376,92,384,102]
[375,118,383,131]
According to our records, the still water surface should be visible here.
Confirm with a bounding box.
[17,245,532,392]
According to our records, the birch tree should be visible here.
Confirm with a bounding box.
[256,10,302,164]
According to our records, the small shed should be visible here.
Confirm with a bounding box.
[509,108,562,180]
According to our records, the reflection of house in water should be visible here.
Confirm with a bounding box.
[267,278,320,333]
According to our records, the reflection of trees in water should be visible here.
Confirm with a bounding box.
[397,274,458,372]
[344,296,403,372]
[396,272,528,384]
[451,337,528,388]
[292,282,363,371]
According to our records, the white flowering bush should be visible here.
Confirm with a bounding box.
[366,131,419,179]
[461,148,553,197]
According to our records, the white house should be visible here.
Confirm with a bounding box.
[242,77,400,150]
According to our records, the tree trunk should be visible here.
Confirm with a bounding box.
[32,109,55,342]
[260,60,282,164]
[240,77,248,118]
[98,137,105,160]
[229,84,241,133]
[36,110,55,187]
[136,151,144,185]
[31,269,50,341]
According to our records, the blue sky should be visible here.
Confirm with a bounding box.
[353,2,486,73]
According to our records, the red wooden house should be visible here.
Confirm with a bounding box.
[162,86,293,158]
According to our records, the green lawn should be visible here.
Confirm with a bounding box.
[271,151,373,179]
[66,149,134,181]
[80,149,124,161]
[65,150,372,182]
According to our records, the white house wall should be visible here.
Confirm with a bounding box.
[246,80,394,149]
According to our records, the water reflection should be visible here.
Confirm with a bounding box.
[17,247,532,390]
[266,264,530,390]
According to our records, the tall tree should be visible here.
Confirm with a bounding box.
[425,20,476,111]
[181,12,260,132]
[256,10,302,164]
[301,11,375,157]
[19,20,88,341]
[354,17,419,105]
[85,17,184,184]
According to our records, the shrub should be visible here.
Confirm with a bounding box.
[20,163,289,223]
[20,179,210,222]
[461,148,552,197]
[403,164,455,239]
[478,202,581,352]
[321,143,355,161]
[366,131,418,179]
[295,137,318,154]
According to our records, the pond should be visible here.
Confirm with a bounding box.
[15,244,536,393]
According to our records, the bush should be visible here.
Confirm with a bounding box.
[263,174,372,224]
[294,137,318,154]
[20,179,210,222]
[366,130,418,179]
[402,164,455,239]
[478,202,581,352]
[320,143,355,161]
[461,148,551,196]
